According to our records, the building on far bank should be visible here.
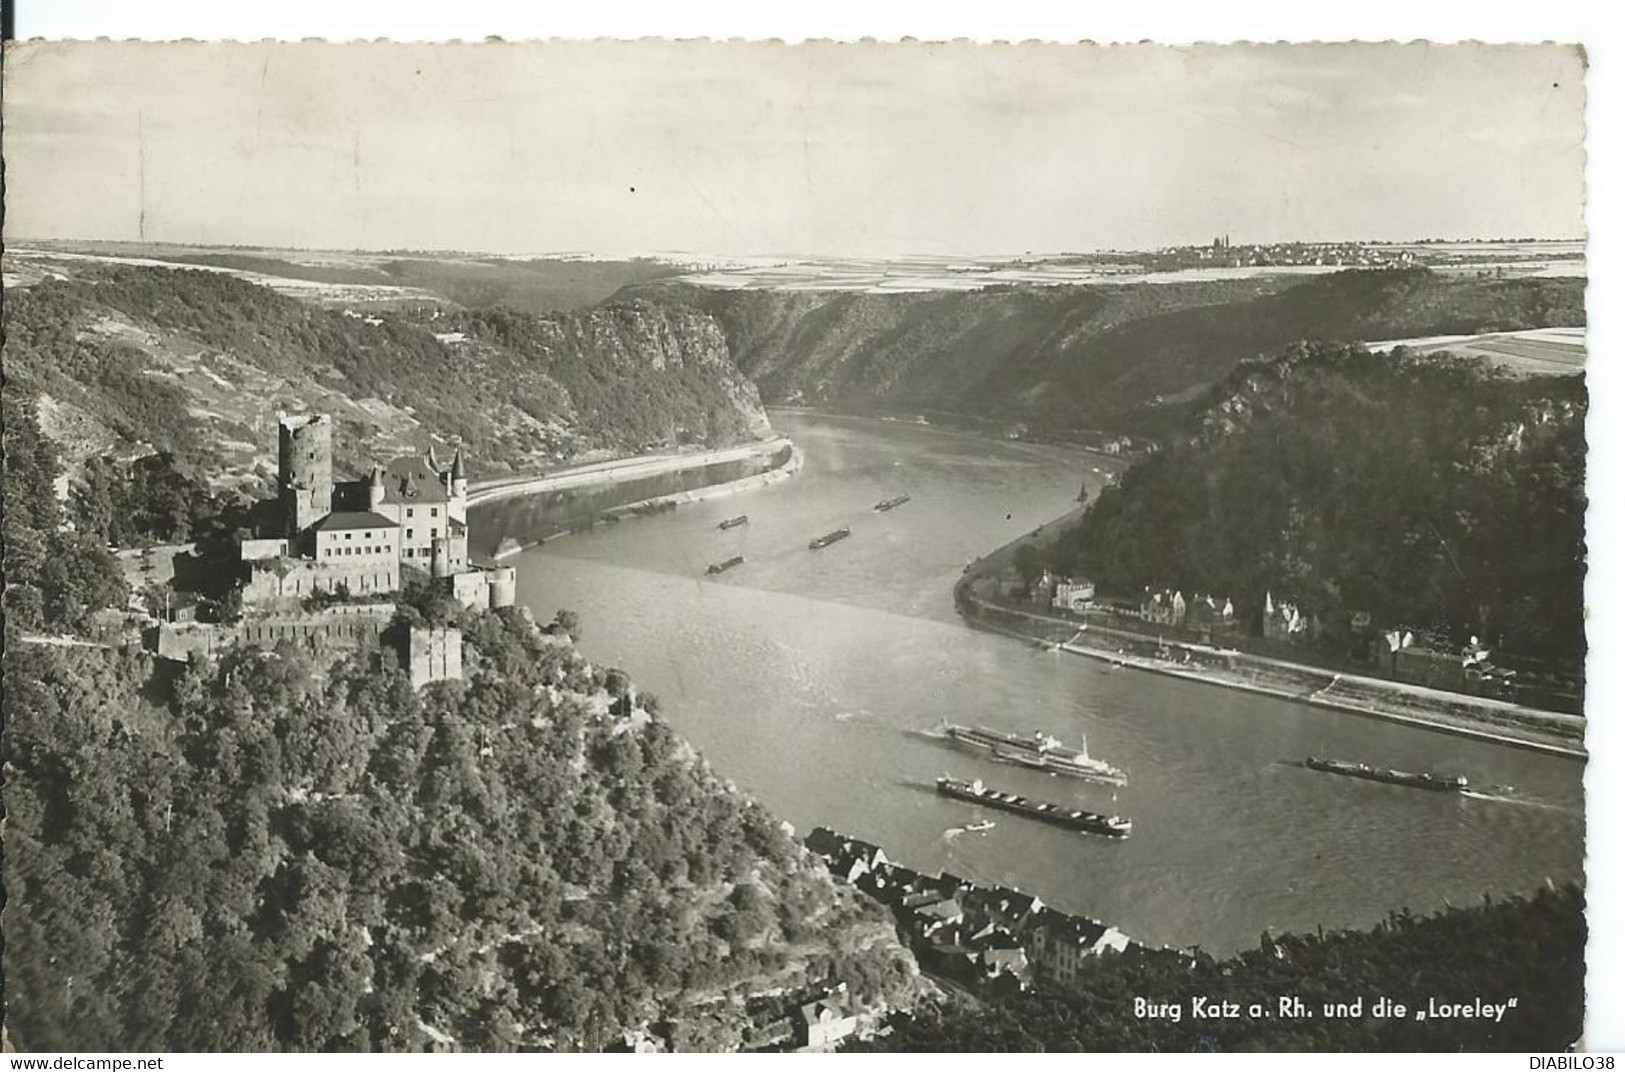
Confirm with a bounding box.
[1052,578,1097,613]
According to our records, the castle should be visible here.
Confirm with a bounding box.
[240,413,514,611]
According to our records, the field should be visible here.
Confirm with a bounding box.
[3,242,690,313]
[1366,327,1586,377]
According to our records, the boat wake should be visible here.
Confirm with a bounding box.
[1459,789,1575,812]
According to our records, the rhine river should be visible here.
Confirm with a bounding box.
[471,411,1584,955]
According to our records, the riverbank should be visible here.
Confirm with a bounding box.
[599,443,804,519]
[479,438,802,561]
[954,518,1586,760]
[468,435,793,509]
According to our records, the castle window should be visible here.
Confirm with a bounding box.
[431,527,438,538]
[345,533,353,540]
[430,507,439,517]
[406,528,413,539]
[406,508,414,518]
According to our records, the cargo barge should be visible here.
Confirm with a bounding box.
[874,495,912,512]
[936,777,1132,838]
[706,555,746,576]
[809,527,851,550]
[719,515,749,530]
[1305,756,1469,794]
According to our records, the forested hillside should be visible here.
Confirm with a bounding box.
[2,606,922,1051]
[851,884,1584,1051]
[2,265,769,488]
[634,269,1584,435]
[1043,341,1586,663]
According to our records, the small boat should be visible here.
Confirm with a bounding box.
[706,555,745,576]
[719,515,749,530]
[965,819,996,833]
[1305,755,1469,794]
[809,527,851,550]
[874,495,912,512]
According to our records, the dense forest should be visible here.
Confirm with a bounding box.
[3,377,915,1051]
[1,392,129,634]
[1,601,921,1051]
[1043,341,1587,663]
[1,265,768,484]
[634,268,1584,435]
[851,884,1584,1051]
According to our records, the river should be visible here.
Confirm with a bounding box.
[471,411,1584,955]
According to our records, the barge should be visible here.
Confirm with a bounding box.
[719,515,749,530]
[936,776,1132,838]
[874,495,912,512]
[1305,756,1469,794]
[706,555,746,576]
[809,527,852,550]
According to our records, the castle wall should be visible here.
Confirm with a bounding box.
[243,555,401,605]
[444,565,518,610]
[238,603,396,650]
[153,604,397,662]
[240,537,290,562]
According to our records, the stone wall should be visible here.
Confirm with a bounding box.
[406,625,462,688]
[243,555,401,605]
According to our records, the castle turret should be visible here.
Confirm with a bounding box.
[449,449,468,522]
[367,464,387,511]
[450,449,467,498]
[430,536,451,580]
[278,413,333,541]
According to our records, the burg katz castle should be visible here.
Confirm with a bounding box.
[240,414,513,611]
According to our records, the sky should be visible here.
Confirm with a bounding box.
[2,40,1587,257]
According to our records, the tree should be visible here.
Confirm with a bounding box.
[1012,544,1042,589]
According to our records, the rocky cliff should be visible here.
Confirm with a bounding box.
[629,270,1585,436]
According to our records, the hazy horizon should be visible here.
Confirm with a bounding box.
[4,40,1586,258]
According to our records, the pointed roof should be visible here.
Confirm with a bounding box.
[381,454,450,504]
[450,449,466,481]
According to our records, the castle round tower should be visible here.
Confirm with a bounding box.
[367,464,387,511]
[487,566,517,609]
[278,413,333,539]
